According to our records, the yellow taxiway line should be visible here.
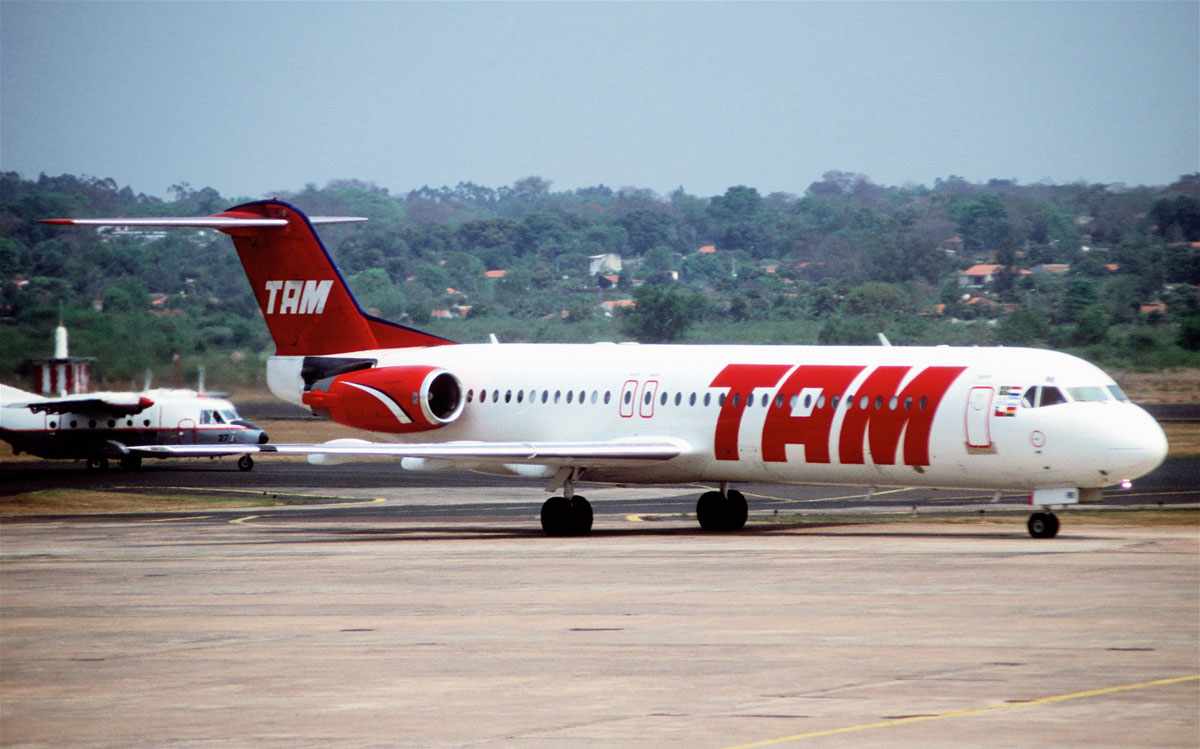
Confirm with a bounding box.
[723,674,1200,749]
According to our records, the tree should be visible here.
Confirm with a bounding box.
[996,309,1050,345]
[951,194,1011,252]
[620,285,706,342]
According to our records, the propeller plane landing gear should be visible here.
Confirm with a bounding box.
[1027,511,1060,539]
[696,483,749,532]
[540,469,592,536]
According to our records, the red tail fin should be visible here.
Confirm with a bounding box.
[216,200,452,356]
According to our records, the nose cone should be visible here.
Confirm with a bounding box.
[1108,406,1169,480]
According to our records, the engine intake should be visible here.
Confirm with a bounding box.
[302,365,464,434]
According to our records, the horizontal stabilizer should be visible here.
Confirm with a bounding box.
[41,216,366,229]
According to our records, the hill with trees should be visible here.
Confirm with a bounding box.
[2,170,1198,387]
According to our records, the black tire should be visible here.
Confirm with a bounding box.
[569,496,593,535]
[696,491,725,531]
[541,496,570,536]
[86,457,109,472]
[1028,512,1059,539]
[119,455,142,471]
[237,455,254,472]
[1044,512,1060,538]
[725,490,749,531]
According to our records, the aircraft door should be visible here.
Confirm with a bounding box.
[639,380,659,418]
[174,418,197,446]
[619,380,637,418]
[965,386,993,448]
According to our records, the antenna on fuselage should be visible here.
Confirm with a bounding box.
[877,333,892,347]
[489,334,500,345]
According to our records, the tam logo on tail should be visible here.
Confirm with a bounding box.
[264,280,333,315]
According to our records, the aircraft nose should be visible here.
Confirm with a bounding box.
[1108,406,1169,480]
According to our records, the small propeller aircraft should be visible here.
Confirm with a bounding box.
[0,384,269,471]
[43,201,1169,535]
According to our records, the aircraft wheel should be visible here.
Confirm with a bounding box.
[541,496,568,535]
[569,496,593,535]
[541,496,593,536]
[119,455,142,471]
[725,490,749,531]
[1027,511,1060,539]
[237,455,254,472]
[86,457,109,472]
[697,490,750,532]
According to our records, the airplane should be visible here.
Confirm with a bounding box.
[43,200,1169,537]
[1,383,269,471]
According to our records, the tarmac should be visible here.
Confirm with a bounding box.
[2,474,1198,747]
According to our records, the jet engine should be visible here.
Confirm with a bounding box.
[301,365,464,434]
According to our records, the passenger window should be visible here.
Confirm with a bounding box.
[480,390,488,403]
[689,392,697,406]
[674,392,682,406]
[919,396,928,411]
[818,395,826,409]
[1040,386,1067,407]
[660,392,668,406]
[592,391,599,404]
[555,390,562,404]
[859,396,869,410]
[543,390,549,404]
[604,391,611,404]
[903,396,912,411]
[517,390,524,403]
[874,396,883,410]
[718,394,725,407]
[466,389,474,403]
[505,390,512,403]
[732,394,740,407]
[831,395,840,409]
[566,390,574,404]
[579,390,585,404]
[774,395,784,409]
[761,393,769,407]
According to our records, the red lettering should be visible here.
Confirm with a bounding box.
[761,365,864,463]
[837,366,966,466]
[710,364,792,460]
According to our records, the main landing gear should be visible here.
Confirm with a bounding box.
[540,470,592,536]
[696,483,748,532]
[237,455,255,472]
[1027,511,1060,539]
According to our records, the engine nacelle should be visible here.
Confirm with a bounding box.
[301,365,464,434]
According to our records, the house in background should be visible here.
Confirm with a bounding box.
[958,264,1003,287]
[588,253,622,276]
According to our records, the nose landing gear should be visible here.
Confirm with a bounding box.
[1027,511,1060,539]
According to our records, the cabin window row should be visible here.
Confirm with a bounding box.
[47,418,153,429]
[463,388,931,412]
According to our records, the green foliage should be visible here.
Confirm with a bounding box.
[620,285,707,343]
[2,170,1197,385]
[1180,314,1200,351]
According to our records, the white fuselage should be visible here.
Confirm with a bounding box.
[267,343,1168,492]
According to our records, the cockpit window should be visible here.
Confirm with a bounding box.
[1039,386,1068,407]
[1068,387,1109,402]
[220,409,239,421]
[211,410,226,424]
[1107,385,1129,402]
[1021,386,1039,408]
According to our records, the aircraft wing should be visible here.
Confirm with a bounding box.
[5,394,155,416]
[129,438,688,467]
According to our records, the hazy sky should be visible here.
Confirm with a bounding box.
[2,2,1197,199]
